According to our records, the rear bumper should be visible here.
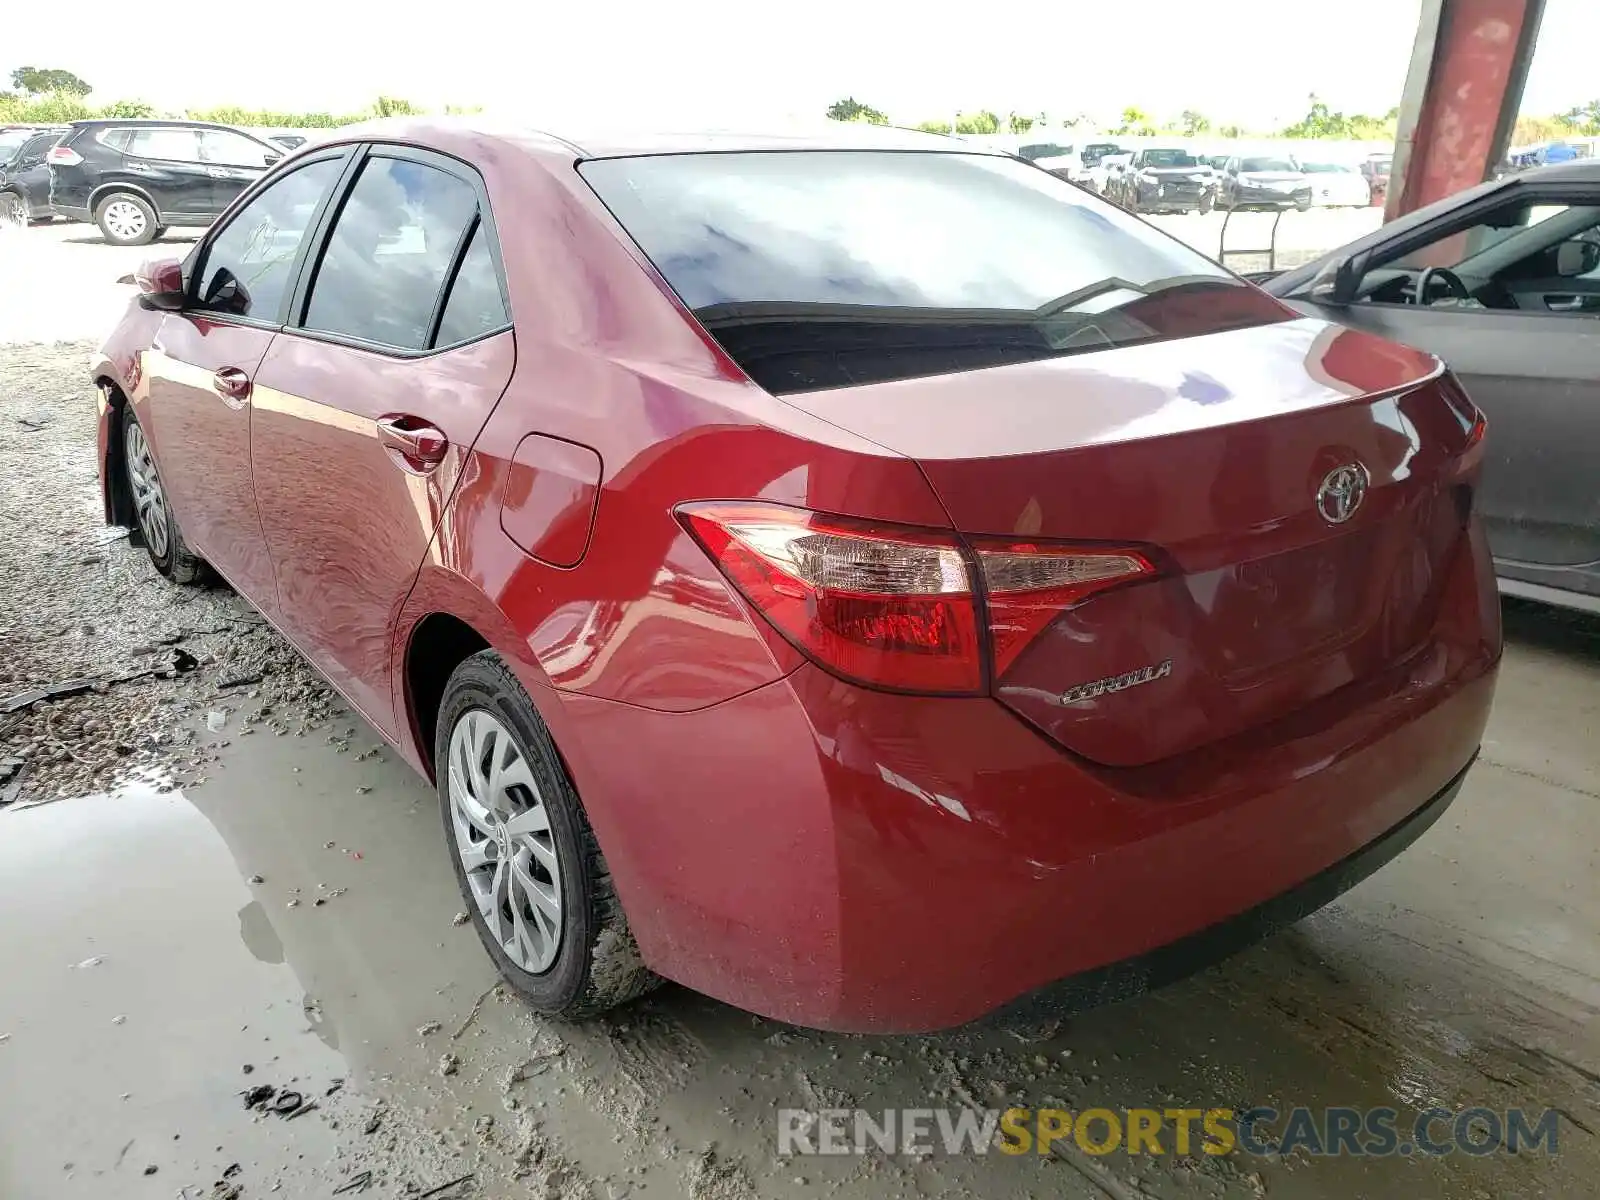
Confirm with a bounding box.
[555,601,1499,1031]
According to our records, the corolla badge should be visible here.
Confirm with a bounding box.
[1316,463,1369,525]
[1060,659,1173,706]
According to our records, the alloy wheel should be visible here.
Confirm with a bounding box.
[124,421,170,560]
[103,199,147,242]
[447,709,563,973]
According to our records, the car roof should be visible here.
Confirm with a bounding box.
[67,118,271,134]
[307,116,996,161]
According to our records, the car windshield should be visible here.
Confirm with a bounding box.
[1143,150,1200,168]
[1300,162,1353,174]
[581,150,1280,394]
[0,130,33,159]
[1081,143,1121,164]
[1241,158,1297,172]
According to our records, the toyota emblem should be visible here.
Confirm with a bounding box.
[1316,463,1369,524]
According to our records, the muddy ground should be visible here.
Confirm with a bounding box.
[1,222,1597,1200]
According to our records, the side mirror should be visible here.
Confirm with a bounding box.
[1556,239,1600,277]
[134,257,185,311]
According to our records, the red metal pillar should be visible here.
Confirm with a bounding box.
[1386,0,1546,220]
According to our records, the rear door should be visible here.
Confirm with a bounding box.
[122,125,212,217]
[250,145,515,738]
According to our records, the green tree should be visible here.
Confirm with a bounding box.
[373,95,420,117]
[1113,106,1156,136]
[99,99,155,118]
[10,66,92,96]
[1008,112,1034,134]
[914,119,952,135]
[1560,100,1600,134]
[825,96,889,124]
[1217,123,1246,139]
[1179,110,1211,136]
[955,110,1000,135]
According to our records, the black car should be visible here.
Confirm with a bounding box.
[1219,155,1313,211]
[47,119,283,245]
[0,126,67,224]
[1124,147,1216,214]
[1261,161,1600,613]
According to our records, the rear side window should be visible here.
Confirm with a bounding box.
[303,156,479,351]
[194,157,344,321]
[581,151,1279,393]
[434,224,509,346]
[93,128,132,151]
[127,127,201,162]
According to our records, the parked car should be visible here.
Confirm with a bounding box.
[1219,155,1313,211]
[1361,154,1392,205]
[48,119,284,245]
[0,126,67,225]
[1098,151,1135,205]
[1262,160,1600,614]
[1124,147,1216,214]
[1299,159,1372,208]
[0,124,54,161]
[93,121,1500,1032]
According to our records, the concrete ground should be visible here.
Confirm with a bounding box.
[1,208,1595,1200]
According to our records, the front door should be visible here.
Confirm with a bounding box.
[1289,197,1600,576]
[141,151,352,621]
[196,127,277,216]
[250,148,514,738]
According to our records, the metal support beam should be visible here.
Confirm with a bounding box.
[1386,0,1546,220]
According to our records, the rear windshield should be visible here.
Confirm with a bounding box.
[1143,149,1199,167]
[581,151,1281,394]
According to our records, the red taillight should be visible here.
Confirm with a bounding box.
[678,502,1158,695]
[48,146,83,166]
[975,542,1157,676]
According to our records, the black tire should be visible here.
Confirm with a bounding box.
[0,191,25,226]
[95,192,159,246]
[436,650,659,1018]
[121,405,206,584]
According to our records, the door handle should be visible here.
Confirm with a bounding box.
[376,414,449,472]
[1544,293,1588,312]
[212,366,252,402]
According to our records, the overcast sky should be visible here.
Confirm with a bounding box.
[4,0,1595,129]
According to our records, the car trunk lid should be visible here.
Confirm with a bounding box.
[781,318,1481,766]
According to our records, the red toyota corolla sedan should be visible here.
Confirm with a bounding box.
[91,120,1501,1033]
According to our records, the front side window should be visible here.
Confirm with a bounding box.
[200,129,276,168]
[581,150,1280,393]
[126,127,202,162]
[194,157,344,320]
[302,156,479,350]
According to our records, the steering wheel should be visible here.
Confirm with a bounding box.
[1413,266,1472,306]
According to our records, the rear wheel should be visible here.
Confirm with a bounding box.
[96,193,158,246]
[122,405,206,583]
[0,192,25,228]
[437,651,658,1018]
